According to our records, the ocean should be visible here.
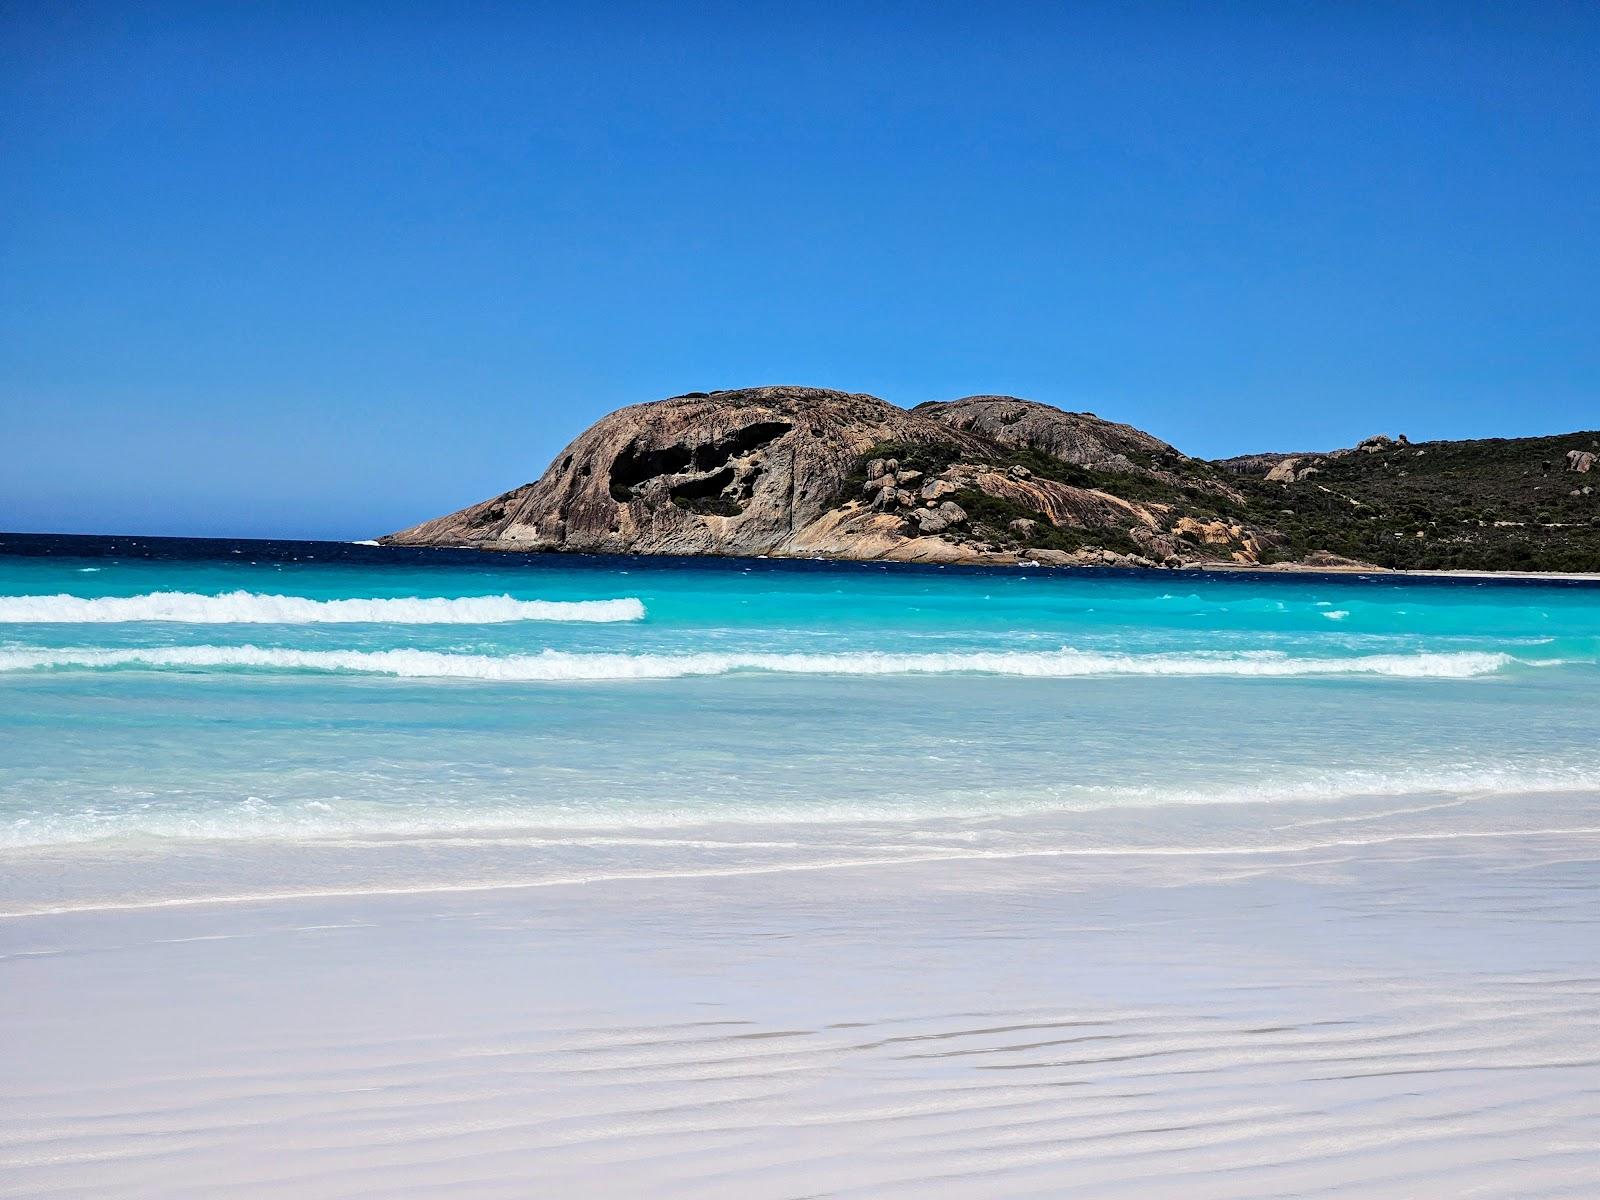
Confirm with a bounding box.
[3,531,1598,1196]
[1,530,1597,912]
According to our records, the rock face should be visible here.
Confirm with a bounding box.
[1263,456,1321,484]
[387,388,978,559]
[1263,457,1302,483]
[915,397,1176,474]
[383,385,1272,567]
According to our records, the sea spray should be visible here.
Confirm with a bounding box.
[0,644,1527,680]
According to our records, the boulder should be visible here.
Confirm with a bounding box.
[911,501,968,534]
[1172,516,1234,546]
[1264,457,1302,483]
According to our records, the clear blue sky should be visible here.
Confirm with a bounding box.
[2,2,1596,539]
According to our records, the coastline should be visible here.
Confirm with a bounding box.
[1394,566,1600,581]
[380,537,1600,580]
[7,529,1599,581]
[1194,559,1600,581]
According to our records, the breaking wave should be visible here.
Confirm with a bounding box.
[0,645,1534,680]
[0,591,646,624]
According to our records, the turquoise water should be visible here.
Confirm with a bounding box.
[1,533,1596,910]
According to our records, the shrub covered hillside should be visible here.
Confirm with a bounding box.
[1219,433,1600,572]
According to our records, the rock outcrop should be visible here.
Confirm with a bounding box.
[916,397,1175,474]
[383,386,1271,567]
[386,388,984,560]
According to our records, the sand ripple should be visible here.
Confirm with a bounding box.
[2,836,1597,1198]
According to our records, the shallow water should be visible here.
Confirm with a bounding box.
[0,531,1596,908]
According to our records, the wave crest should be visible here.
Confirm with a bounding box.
[0,645,1528,680]
[0,591,646,624]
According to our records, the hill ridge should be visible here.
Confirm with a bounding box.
[383,387,1600,573]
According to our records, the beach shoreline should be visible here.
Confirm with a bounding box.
[5,819,1598,1199]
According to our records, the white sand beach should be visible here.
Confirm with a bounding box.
[5,802,1598,1199]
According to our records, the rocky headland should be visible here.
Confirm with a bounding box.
[384,387,1600,572]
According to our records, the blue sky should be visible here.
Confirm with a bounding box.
[2,2,1596,539]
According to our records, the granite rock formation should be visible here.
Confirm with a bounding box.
[383,386,1269,567]
[385,388,1600,572]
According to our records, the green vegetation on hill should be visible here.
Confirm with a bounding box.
[943,488,1137,555]
[841,429,1600,572]
[837,441,964,494]
[1225,433,1600,572]
[842,440,1235,514]
[840,439,1242,560]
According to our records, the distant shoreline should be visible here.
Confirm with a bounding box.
[1198,560,1600,582]
[415,541,1600,580]
[6,528,1600,583]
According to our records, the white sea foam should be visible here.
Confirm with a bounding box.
[0,590,646,624]
[4,764,1593,853]
[0,644,1530,680]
